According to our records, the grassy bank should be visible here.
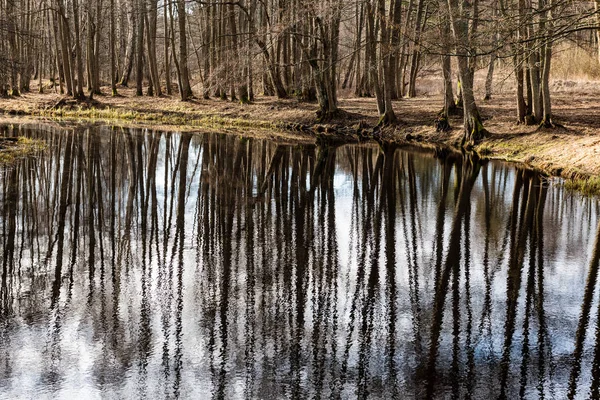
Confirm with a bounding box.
[2,86,600,195]
[39,105,280,131]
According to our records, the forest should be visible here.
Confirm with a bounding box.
[0,0,600,145]
[5,1,600,398]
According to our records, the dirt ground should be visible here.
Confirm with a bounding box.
[2,81,600,183]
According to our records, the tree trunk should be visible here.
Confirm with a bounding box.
[437,2,457,119]
[528,47,542,123]
[72,0,85,98]
[343,3,364,90]
[446,0,488,144]
[110,0,118,95]
[378,0,397,124]
[484,54,496,101]
[146,0,162,96]
[389,0,402,100]
[407,0,425,98]
[50,8,65,94]
[135,0,145,96]
[540,0,554,127]
[7,0,20,95]
[366,0,383,112]
[515,53,527,123]
[176,0,192,100]
[484,3,499,101]
[596,0,600,64]
[119,0,136,86]
[57,1,74,95]
[164,0,172,95]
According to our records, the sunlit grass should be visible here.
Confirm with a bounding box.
[564,176,600,197]
[38,106,279,131]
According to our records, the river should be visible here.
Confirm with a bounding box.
[0,123,599,399]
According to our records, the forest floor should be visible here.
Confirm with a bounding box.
[2,83,600,193]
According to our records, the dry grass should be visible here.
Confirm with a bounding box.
[564,176,600,197]
[552,43,600,81]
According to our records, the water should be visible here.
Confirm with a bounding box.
[0,123,599,399]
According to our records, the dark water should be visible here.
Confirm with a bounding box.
[1,124,600,399]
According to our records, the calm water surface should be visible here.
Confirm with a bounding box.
[1,124,600,399]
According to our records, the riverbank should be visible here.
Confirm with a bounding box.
[2,86,600,193]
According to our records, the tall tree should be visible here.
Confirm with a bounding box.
[446,0,488,144]
[176,0,192,100]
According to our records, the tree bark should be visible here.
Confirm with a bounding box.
[146,0,162,96]
[446,0,488,144]
[135,0,145,96]
[110,0,118,95]
[176,0,192,100]
[378,0,398,124]
[119,0,136,86]
[164,0,172,95]
[540,0,554,127]
[72,0,85,98]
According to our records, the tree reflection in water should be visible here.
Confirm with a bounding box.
[0,124,599,399]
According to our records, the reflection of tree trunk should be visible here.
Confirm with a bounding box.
[341,147,377,384]
[433,156,452,283]
[478,164,493,337]
[568,219,600,399]
[1,167,18,313]
[499,172,538,400]
[358,150,382,400]
[52,132,74,306]
[260,145,285,194]
[535,181,548,398]
[383,145,399,396]
[173,133,191,398]
[426,155,480,399]
[399,153,423,356]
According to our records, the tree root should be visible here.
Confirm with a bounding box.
[435,114,451,132]
[536,118,565,131]
[524,114,537,125]
[316,108,346,123]
[377,111,398,127]
[447,103,462,116]
[49,96,102,110]
[463,116,490,147]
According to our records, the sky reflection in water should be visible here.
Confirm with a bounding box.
[0,124,599,399]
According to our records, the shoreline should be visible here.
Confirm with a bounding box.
[2,87,600,195]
